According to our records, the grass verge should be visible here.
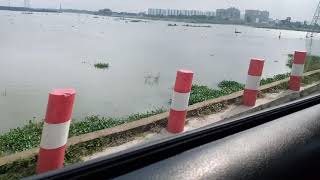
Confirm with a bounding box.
[189,80,244,105]
[0,109,165,157]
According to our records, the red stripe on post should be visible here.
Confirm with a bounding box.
[289,76,302,91]
[174,70,194,93]
[37,88,76,174]
[167,69,193,134]
[45,89,76,124]
[293,51,307,65]
[167,110,187,134]
[248,59,264,76]
[36,145,66,174]
[289,51,306,91]
[243,89,259,106]
[243,59,264,107]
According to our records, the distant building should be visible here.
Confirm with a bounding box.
[148,8,166,16]
[286,17,291,23]
[97,8,112,16]
[216,7,240,20]
[138,11,146,17]
[205,11,215,17]
[147,8,214,17]
[279,17,292,25]
[245,10,269,23]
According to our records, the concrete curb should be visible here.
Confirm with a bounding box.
[0,69,320,167]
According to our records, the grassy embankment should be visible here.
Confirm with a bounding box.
[1,54,320,179]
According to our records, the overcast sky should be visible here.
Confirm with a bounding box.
[1,0,319,21]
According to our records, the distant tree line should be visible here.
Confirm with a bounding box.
[0,6,58,12]
[96,9,112,16]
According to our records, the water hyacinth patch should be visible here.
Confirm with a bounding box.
[260,73,290,86]
[189,81,244,105]
[94,63,110,69]
[0,109,165,156]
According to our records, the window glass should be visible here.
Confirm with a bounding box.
[0,0,319,179]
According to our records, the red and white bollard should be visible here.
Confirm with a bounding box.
[289,51,307,91]
[36,89,76,174]
[167,70,194,134]
[243,59,265,106]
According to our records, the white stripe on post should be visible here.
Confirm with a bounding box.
[243,59,265,107]
[167,70,194,134]
[291,64,304,76]
[40,121,71,149]
[245,75,261,90]
[36,89,76,174]
[289,51,307,91]
[171,92,190,111]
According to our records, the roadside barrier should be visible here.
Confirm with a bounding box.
[289,51,307,91]
[0,49,315,173]
[167,70,194,133]
[243,59,265,106]
[36,89,76,174]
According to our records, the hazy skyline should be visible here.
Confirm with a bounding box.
[0,0,319,21]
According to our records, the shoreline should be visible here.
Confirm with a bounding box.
[0,9,313,33]
[2,54,319,156]
[1,70,320,179]
[114,15,313,33]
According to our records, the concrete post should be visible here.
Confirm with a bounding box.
[243,59,265,106]
[167,70,193,134]
[289,51,307,91]
[36,89,76,174]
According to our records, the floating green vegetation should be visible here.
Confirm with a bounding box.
[0,109,165,157]
[189,81,244,105]
[189,85,225,105]
[94,63,109,69]
[260,73,290,86]
[287,54,320,72]
[218,80,245,94]
[0,121,42,156]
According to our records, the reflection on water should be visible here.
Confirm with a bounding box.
[0,10,309,132]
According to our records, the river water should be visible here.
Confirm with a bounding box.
[0,11,310,132]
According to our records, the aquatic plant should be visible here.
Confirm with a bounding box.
[189,81,244,105]
[260,73,290,86]
[189,85,225,105]
[94,63,109,69]
[218,80,245,94]
[0,109,165,156]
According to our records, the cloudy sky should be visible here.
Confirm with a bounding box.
[1,0,319,21]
